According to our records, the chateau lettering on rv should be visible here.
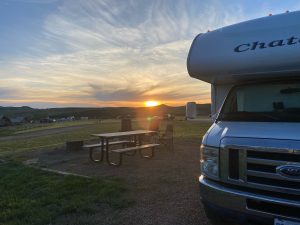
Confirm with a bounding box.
[234,36,300,52]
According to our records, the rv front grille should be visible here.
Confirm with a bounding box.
[228,148,240,180]
[246,150,300,195]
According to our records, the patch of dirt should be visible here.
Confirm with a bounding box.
[17,139,211,225]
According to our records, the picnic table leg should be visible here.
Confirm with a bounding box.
[134,135,137,145]
[89,147,104,162]
[139,147,155,159]
[138,134,142,146]
[100,138,105,161]
[106,138,123,166]
[138,134,154,159]
[154,132,159,144]
[89,138,105,163]
[124,134,137,156]
[107,152,123,166]
[90,148,102,162]
[105,138,109,162]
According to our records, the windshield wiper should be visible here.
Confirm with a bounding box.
[251,112,281,121]
[219,111,281,121]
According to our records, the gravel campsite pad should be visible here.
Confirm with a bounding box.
[17,139,211,225]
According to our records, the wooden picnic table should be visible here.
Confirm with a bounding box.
[88,130,159,166]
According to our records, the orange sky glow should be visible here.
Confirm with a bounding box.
[0,0,243,108]
[2,1,300,108]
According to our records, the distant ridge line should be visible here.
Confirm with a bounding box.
[0,104,211,119]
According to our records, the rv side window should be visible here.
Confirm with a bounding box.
[219,80,300,122]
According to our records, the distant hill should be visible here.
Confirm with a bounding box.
[0,104,211,120]
[0,106,39,119]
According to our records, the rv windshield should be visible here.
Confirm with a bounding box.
[219,80,300,122]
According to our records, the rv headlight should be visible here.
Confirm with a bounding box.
[200,145,219,179]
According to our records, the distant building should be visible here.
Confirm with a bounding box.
[80,117,89,120]
[57,116,75,122]
[56,118,66,122]
[40,118,55,123]
[0,115,12,127]
[10,116,26,125]
[67,116,75,121]
[186,102,197,119]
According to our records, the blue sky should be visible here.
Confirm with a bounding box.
[0,0,300,108]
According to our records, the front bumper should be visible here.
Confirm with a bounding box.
[200,176,300,225]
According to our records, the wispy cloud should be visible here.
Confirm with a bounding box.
[0,88,22,99]
[1,0,279,107]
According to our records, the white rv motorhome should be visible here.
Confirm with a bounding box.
[187,11,300,225]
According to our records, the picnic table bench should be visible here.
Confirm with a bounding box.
[85,130,159,166]
[83,140,130,149]
[83,140,131,163]
[104,143,160,166]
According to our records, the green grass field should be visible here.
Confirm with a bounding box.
[0,120,119,156]
[0,120,97,137]
[0,119,211,156]
[0,161,133,225]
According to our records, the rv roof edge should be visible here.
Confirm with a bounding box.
[187,11,300,85]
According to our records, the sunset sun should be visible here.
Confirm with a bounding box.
[145,101,159,107]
